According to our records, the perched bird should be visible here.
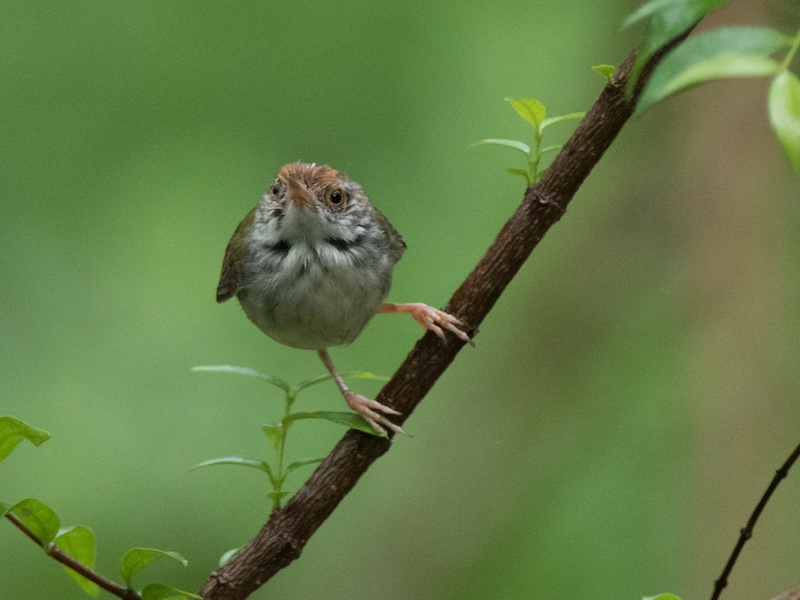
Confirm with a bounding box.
[217,162,472,435]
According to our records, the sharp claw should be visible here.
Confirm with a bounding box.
[344,392,406,435]
[442,320,475,346]
[364,418,387,436]
[364,408,407,436]
[429,323,446,341]
[377,416,407,436]
[425,309,473,347]
[374,402,401,416]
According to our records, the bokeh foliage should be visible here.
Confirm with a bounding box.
[2,1,799,599]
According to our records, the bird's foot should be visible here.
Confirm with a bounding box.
[381,302,474,346]
[344,391,406,436]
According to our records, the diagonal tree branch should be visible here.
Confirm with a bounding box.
[199,29,693,600]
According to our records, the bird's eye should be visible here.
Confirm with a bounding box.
[270,182,284,198]
[328,189,346,206]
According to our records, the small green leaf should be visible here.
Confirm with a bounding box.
[0,416,50,462]
[540,112,585,130]
[540,144,563,155]
[54,526,99,596]
[296,371,388,393]
[471,138,531,155]
[0,501,11,519]
[506,168,531,182]
[192,456,272,477]
[120,548,188,588]
[284,410,385,435]
[294,374,332,391]
[141,583,202,600]
[11,498,60,547]
[623,0,683,28]
[506,97,546,127]
[286,456,326,474]
[261,424,283,450]
[219,547,240,568]
[769,70,800,171]
[643,594,683,600]
[638,27,790,113]
[191,365,291,393]
[592,64,617,82]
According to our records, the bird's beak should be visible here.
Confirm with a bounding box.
[285,175,316,209]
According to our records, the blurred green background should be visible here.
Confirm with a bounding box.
[2,1,799,599]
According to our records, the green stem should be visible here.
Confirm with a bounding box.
[530,126,543,183]
[782,28,800,70]
[271,390,296,510]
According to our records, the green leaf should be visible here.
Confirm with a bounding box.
[643,595,683,600]
[0,501,11,519]
[191,456,272,477]
[261,424,283,450]
[0,416,50,462]
[624,0,684,28]
[141,583,202,600]
[506,97,546,127]
[218,547,240,568]
[769,70,800,172]
[11,498,60,547]
[285,456,326,474]
[540,112,585,130]
[54,526,99,596]
[592,64,617,82]
[120,548,188,588]
[628,0,730,39]
[471,138,531,155]
[294,373,333,391]
[506,168,531,182]
[540,144,563,155]
[284,410,385,435]
[626,0,732,92]
[191,365,291,393]
[295,371,388,393]
[638,27,790,113]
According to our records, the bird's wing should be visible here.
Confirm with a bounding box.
[216,207,255,303]
[373,207,407,264]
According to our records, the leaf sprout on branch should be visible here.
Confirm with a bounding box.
[472,97,585,186]
[191,366,387,513]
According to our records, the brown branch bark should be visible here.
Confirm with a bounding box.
[4,512,140,600]
[199,31,692,600]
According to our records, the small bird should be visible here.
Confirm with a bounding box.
[217,162,472,435]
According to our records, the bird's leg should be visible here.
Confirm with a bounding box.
[379,302,474,346]
[317,349,406,436]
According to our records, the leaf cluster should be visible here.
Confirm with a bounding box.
[0,417,196,600]
[631,0,800,171]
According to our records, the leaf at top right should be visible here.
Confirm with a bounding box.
[637,26,791,113]
[769,70,800,172]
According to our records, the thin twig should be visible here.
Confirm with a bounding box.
[4,512,140,600]
[711,442,800,600]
